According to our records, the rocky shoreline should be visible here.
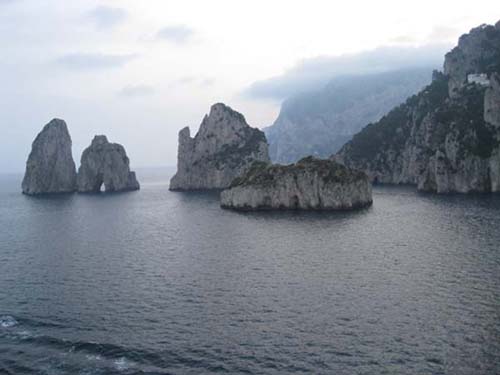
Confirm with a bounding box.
[334,22,500,194]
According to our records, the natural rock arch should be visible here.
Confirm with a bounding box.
[77,136,140,193]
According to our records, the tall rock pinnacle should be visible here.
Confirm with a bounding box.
[169,103,270,190]
[22,119,77,195]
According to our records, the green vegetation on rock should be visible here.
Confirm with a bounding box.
[335,20,500,193]
[231,157,366,188]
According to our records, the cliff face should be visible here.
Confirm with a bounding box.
[22,119,77,195]
[264,68,432,164]
[335,22,500,193]
[220,157,372,210]
[77,135,140,193]
[170,103,270,190]
[444,23,500,97]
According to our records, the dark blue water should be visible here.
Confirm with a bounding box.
[1,169,499,375]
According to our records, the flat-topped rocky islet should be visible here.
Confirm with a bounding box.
[220,156,372,211]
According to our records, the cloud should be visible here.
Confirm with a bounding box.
[200,78,215,87]
[243,44,450,100]
[56,53,137,70]
[390,35,419,44]
[86,6,127,30]
[427,26,460,43]
[176,76,196,85]
[391,26,460,46]
[119,84,155,97]
[156,25,195,44]
[168,76,215,88]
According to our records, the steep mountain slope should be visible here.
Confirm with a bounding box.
[264,68,433,164]
[335,22,500,193]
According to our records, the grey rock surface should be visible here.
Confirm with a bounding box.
[485,73,500,128]
[444,23,500,97]
[77,135,140,193]
[335,21,500,194]
[264,68,433,164]
[220,157,372,210]
[22,119,77,195]
[170,103,270,190]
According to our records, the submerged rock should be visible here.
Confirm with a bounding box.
[220,157,372,211]
[77,135,140,193]
[22,118,77,195]
[169,103,270,190]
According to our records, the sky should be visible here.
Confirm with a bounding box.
[1,0,499,173]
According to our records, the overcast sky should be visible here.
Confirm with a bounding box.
[1,0,499,173]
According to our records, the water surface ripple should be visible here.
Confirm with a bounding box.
[0,170,499,374]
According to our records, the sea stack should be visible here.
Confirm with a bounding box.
[22,119,77,195]
[220,157,372,211]
[77,135,140,193]
[169,103,270,190]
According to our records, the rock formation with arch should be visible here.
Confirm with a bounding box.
[77,135,140,193]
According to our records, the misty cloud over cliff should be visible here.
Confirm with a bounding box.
[243,45,449,100]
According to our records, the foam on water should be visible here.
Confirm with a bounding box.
[85,354,102,361]
[17,330,33,339]
[0,315,18,328]
[114,357,132,371]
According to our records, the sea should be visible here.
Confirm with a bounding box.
[0,168,499,374]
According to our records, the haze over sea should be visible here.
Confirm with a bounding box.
[0,169,499,374]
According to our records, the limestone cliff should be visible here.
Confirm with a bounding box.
[444,23,500,97]
[77,135,140,193]
[169,103,270,190]
[335,21,500,193]
[220,157,372,210]
[22,119,77,195]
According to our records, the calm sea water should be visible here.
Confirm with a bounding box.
[0,168,499,375]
